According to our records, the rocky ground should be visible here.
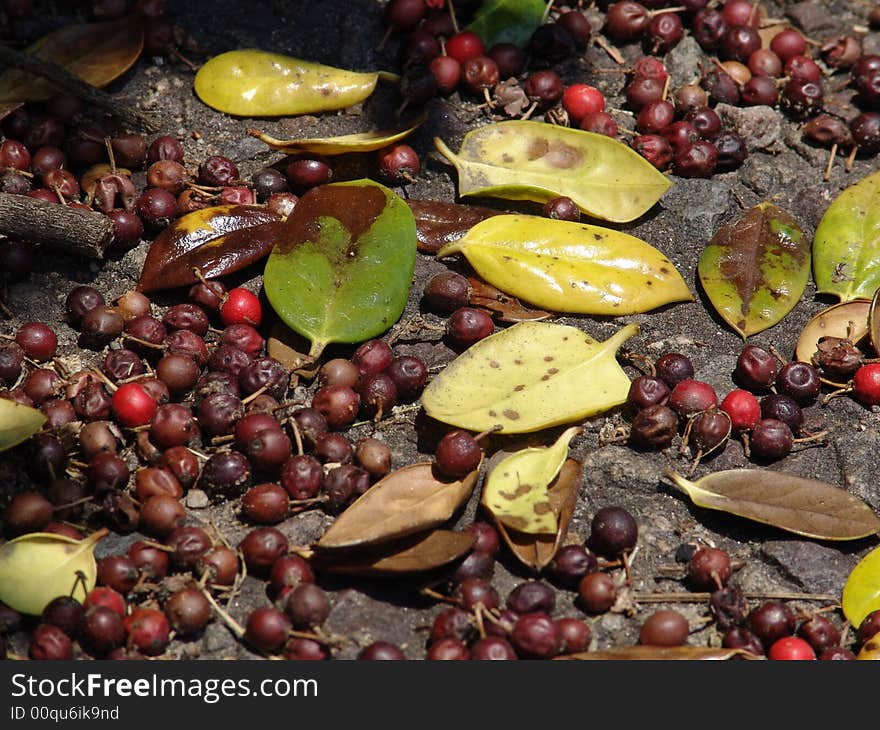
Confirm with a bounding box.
[2,0,880,659]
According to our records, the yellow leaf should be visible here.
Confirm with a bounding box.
[438,214,692,315]
[482,427,581,535]
[0,530,106,615]
[422,321,638,434]
[193,50,382,117]
[0,398,46,452]
[843,544,880,628]
[434,121,673,223]
[249,114,425,155]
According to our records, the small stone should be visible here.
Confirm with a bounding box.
[787,1,837,35]
[761,541,858,595]
[665,35,702,89]
[714,104,783,152]
[186,489,210,509]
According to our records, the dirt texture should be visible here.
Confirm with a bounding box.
[2,0,880,660]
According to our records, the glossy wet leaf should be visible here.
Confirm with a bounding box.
[557,646,756,660]
[263,180,417,359]
[667,469,880,541]
[194,50,382,117]
[422,322,638,434]
[406,199,503,254]
[315,462,481,550]
[794,300,871,385]
[137,205,282,293]
[467,0,547,48]
[0,17,143,103]
[0,529,106,615]
[467,277,553,323]
[314,530,475,576]
[439,214,693,315]
[813,170,880,301]
[434,121,673,223]
[842,544,880,628]
[483,427,580,535]
[698,203,809,338]
[494,458,582,571]
[0,399,46,452]
[248,115,425,155]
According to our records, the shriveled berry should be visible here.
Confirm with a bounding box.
[775,361,820,404]
[710,586,749,629]
[507,581,555,615]
[630,404,678,449]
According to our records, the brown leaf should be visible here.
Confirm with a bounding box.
[0,103,22,122]
[494,458,582,571]
[137,205,282,292]
[794,300,871,386]
[407,199,503,254]
[313,530,475,576]
[467,277,553,323]
[556,646,758,660]
[316,461,481,550]
[667,469,880,541]
[267,323,320,379]
[0,17,144,103]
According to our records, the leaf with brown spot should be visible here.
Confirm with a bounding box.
[421,321,638,433]
[698,202,810,338]
[492,458,582,572]
[482,428,580,535]
[315,461,481,550]
[0,17,144,103]
[313,530,475,576]
[667,469,880,541]
[406,199,503,254]
[264,180,417,359]
[137,205,282,293]
[467,277,553,323]
[556,646,757,660]
[434,121,673,223]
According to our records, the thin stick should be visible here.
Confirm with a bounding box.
[199,586,245,638]
[447,0,460,33]
[632,590,839,603]
[594,35,626,65]
[0,44,158,132]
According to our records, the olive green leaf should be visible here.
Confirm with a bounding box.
[0,529,106,615]
[438,214,693,315]
[697,202,809,338]
[842,544,880,628]
[137,205,282,293]
[434,121,673,223]
[493,458,582,572]
[0,398,46,452]
[315,462,481,550]
[467,0,548,48]
[194,50,390,117]
[482,427,581,535]
[263,180,417,359]
[666,469,880,541]
[813,170,880,301]
[313,530,476,576]
[248,115,425,155]
[422,322,638,434]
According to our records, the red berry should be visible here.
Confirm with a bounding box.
[15,322,57,361]
[562,84,605,123]
[84,586,126,618]
[668,379,718,417]
[445,31,485,64]
[768,636,816,660]
[720,389,761,432]
[220,288,262,327]
[852,363,880,406]
[111,382,157,428]
[124,608,170,656]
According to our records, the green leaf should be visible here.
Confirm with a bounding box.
[666,469,880,541]
[263,180,417,359]
[813,170,880,301]
[842,545,880,628]
[438,214,693,315]
[466,0,548,48]
[482,427,581,535]
[193,49,383,117]
[698,202,810,338]
[248,114,425,155]
[0,529,106,615]
[422,321,638,434]
[137,205,282,293]
[0,398,46,452]
[434,121,673,223]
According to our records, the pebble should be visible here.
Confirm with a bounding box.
[185,489,210,509]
